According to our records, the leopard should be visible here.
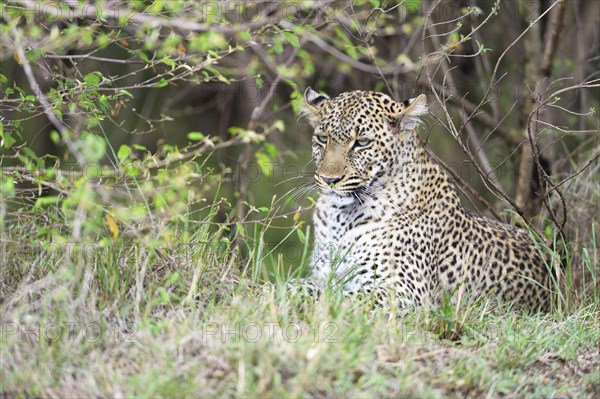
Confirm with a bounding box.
[300,87,552,310]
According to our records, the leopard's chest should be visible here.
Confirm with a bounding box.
[311,197,415,281]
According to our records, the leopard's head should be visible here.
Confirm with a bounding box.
[303,88,428,202]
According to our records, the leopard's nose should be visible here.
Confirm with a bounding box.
[320,175,343,185]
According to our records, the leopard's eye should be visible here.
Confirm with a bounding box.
[315,134,328,145]
[354,138,371,148]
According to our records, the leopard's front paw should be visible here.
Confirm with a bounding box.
[286,278,323,298]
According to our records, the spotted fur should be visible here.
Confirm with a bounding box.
[303,88,551,310]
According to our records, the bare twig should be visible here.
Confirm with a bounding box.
[525,79,600,236]
[234,47,300,237]
[11,0,271,34]
[516,0,569,231]
[12,27,87,167]
[421,7,506,203]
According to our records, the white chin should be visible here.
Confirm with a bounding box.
[322,192,356,206]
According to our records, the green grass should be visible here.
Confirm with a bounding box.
[1,212,598,398]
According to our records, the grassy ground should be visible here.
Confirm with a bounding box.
[1,213,598,398]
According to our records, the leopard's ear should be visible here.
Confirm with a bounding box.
[401,94,428,117]
[390,94,428,131]
[302,87,330,126]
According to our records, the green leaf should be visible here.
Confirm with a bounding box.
[256,152,272,177]
[161,56,176,68]
[34,196,60,208]
[0,175,15,197]
[283,31,301,48]
[265,142,278,158]
[405,0,421,13]
[81,29,94,45]
[22,147,39,162]
[187,132,205,141]
[296,227,306,244]
[98,95,111,112]
[236,222,246,238]
[87,117,100,128]
[49,130,60,144]
[272,42,283,54]
[238,30,251,42]
[77,134,106,162]
[84,72,101,87]
[25,49,40,62]
[1,129,16,149]
[544,223,553,239]
[155,78,169,88]
[138,52,150,63]
[117,144,132,160]
[256,75,264,89]
[119,89,134,98]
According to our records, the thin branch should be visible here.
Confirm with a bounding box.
[551,150,599,192]
[235,47,300,230]
[423,14,503,192]
[11,0,270,34]
[12,26,87,168]
[473,0,562,131]
[297,28,414,75]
